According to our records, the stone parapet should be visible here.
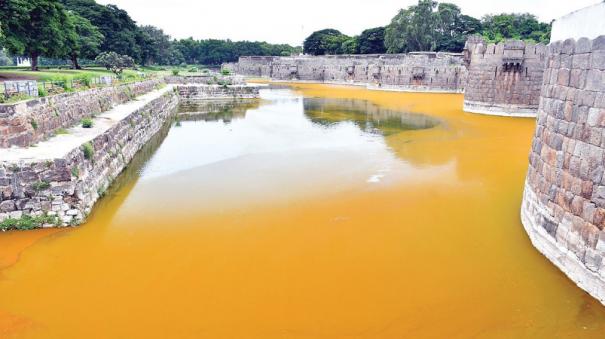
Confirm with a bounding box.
[463,37,547,116]
[0,78,164,148]
[231,53,466,93]
[521,35,605,303]
[177,84,262,102]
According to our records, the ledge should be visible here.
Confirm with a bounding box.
[463,100,537,118]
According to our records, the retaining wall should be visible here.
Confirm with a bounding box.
[0,89,179,226]
[521,36,605,303]
[0,79,163,148]
[232,53,467,93]
[463,38,547,117]
[177,85,261,102]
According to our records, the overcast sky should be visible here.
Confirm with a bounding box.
[96,0,600,46]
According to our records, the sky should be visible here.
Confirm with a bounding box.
[96,0,600,46]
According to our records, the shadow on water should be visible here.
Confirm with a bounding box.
[303,97,440,136]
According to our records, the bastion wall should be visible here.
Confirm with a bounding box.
[462,37,547,117]
[232,53,467,93]
[521,35,605,303]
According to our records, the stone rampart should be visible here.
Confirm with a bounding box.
[463,38,547,117]
[232,53,467,93]
[521,36,605,303]
[0,78,163,148]
[0,88,179,226]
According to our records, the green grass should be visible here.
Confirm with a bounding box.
[82,142,94,160]
[81,118,94,128]
[0,213,59,231]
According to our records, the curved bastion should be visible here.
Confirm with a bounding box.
[521,35,605,303]
[462,37,547,117]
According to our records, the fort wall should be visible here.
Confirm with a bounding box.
[521,36,605,303]
[463,38,547,117]
[232,53,467,93]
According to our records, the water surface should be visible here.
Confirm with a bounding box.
[1,84,605,338]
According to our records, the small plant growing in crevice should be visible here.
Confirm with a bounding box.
[30,120,38,130]
[71,166,80,178]
[81,118,93,128]
[82,142,94,160]
[32,180,50,191]
[0,214,58,231]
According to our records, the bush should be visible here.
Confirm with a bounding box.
[82,142,94,160]
[0,214,58,231]
[172,69,180,76]
[188,67,198,73]
[81,118,93,128]
[221,69,231,75]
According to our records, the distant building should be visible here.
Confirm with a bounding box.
[15,57,31,67]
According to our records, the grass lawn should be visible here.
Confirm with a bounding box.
[0,66,171,83]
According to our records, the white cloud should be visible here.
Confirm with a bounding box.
[96,0,601,45]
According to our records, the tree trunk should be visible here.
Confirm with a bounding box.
[30,52,39,71]
[71,53,81,70]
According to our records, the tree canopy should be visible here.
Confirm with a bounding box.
[305,0,550,56]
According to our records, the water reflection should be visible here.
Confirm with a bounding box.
[177,100,259,124]
[304,97,439,136]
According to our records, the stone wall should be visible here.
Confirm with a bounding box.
[521,36,605,303]
[0,78,163,148]
[0,89,179,226]
[165,75,245,85]
[177,84,261,102]
[232,53,467,93]
[463,37,547,117]
[551,3,605,42]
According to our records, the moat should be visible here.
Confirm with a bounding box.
[1,84,605,338]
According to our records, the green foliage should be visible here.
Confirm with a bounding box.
[30,120,38,130]
[32,180,50,191]
[480,13,550,43]
[172,69,180,76]
[358,27,386,54]
[303,29,348,55]
[81,117,93,128]
[65,11,103,69]
[0,92,31,104]
[60,0,141,62]
[221,68,231,75]
[55,128,69,135]
[82,142,93,159]
[0,0,74,70]
[0,213,59,231]
[71,166,79,178]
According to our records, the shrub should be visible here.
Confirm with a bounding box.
[81,118,93,128]
[188,67,198,73]
[221,69,231,75]
[32,180,50,191]
[172,69,180,76]
[30,120,38,130]
[0,214,58,231]
[82,142,94,160]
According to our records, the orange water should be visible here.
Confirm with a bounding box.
[1,83,605,338]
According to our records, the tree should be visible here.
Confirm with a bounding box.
[138,25,171,65]
[303,29,348,55]
[66,11,103,69]
[358,27,386,54]
[341,37,359,54]
[385,0,438,53]
[480,13,550,43]
[434,3,481,51]
[60,0,142,62]
[0,0,74,70]
[95,51,134,77]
